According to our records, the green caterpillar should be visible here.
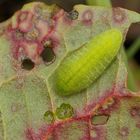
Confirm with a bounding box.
[52,28,123,96]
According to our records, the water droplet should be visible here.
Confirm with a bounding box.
[91,115,109,125]
[44,111,54,124]
[56,103,74,119]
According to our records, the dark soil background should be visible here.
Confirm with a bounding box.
[0,0,140,63]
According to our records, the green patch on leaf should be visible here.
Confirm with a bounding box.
[91,114,109,125]
[44,111,55,124]
[56,103,74,119]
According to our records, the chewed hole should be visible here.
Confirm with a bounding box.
[40,47,56,65]
[44,110,55,124]
[56,103,74,119]
[91,115,109,125]
[21,58,35,70]
[67,10,79,20]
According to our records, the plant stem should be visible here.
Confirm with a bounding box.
[126,37,140,59]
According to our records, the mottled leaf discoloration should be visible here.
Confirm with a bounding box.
[0,2,140,140]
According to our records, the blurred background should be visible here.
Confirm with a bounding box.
[0,0,140,90]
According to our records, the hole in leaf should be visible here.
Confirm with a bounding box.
[56,103,74,119]
[40,47,56,64]
[91,115,109,125]
[21,58,35,70]
[67,10,79,20]
[134,49,140,65]
[44,111,55,124]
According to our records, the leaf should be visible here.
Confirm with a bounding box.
[90,94,140,140]
[52,29,123,96]
[46,94,140,140]
[0,2,140,140]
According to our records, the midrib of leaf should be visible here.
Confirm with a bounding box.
[45,80,55,113]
